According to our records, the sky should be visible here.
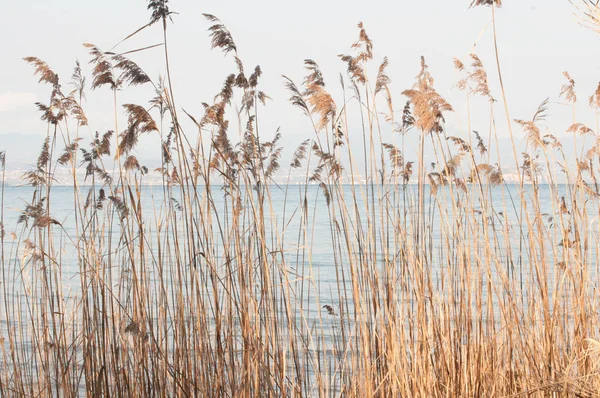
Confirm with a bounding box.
[1,0,599,182]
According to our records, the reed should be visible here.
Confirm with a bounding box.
[2,1,600,396]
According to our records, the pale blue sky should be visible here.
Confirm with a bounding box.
[1,0,599,178]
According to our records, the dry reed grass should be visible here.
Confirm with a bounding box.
[1,1,600,397]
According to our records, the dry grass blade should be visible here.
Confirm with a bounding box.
[570,0,600,33]
[590,82,600,107]
[567,123,595,135]
[560,71,577,103]
[454,58,465,72]
[148,0,172,23]
[303,60,337,130]
[375,56,392,102]
[23,57,59,86]
[473,130,488,156]
[402,57,453,134]
[84,43,118,90]
[291,139,310,169]
[515,98,549,150]
[114,56,151,86]
[283,76,310,116]
[470,53,494,101]
[118,104,159,156]
[338,22,373,85]
[203,14,237,55]
[117,43,164,57]
[470,0,502,7]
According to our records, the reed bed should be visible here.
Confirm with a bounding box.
[2,1,600,396]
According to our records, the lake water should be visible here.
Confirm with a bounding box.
[1,183,598,394]
[2,183,596,312]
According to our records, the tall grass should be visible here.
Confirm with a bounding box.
[2,1,600,396]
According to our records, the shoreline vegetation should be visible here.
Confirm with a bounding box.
[2,0,600,396]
